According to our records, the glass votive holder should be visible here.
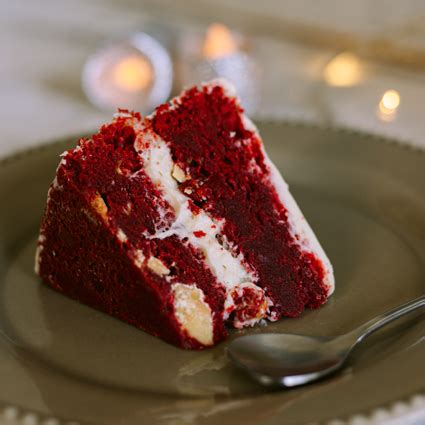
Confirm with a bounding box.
[177,24,261,114]
[82,32,173,113]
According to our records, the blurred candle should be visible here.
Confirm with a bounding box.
[380,89,400,111]
[323,52,363,87]
[112,55,153,91]
[202,23,238,59]
[82,33,173,113]
[179,23,261,114]
[378,89,400,122]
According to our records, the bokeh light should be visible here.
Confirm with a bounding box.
[323,52,363,87]
[202,23,238,59]
[112,55,153,91]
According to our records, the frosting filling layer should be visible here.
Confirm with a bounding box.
[135,126,269,327]
[152,80,333,318]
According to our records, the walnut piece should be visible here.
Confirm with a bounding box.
[147,256,170,276]
[172,283,214,346]
[171,164,189,183]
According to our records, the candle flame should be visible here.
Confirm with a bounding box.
[202,23,238,59]
[378,89,400,122]
[113,55,152,91]
[380,90,400,112]
[323,52,363,87]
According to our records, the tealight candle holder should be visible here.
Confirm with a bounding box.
[82,32,173,113]
[178,23,261,114]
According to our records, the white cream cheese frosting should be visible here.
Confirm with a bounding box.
[135,127,268,327]
[239,110,335,295]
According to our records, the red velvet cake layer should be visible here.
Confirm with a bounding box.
[38,114,226,349]
[152,85,328,318]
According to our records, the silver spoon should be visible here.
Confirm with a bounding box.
[228,295,425,388]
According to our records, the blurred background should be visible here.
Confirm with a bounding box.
[1,0,425,155]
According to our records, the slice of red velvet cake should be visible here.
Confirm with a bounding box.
[36,80,334,349]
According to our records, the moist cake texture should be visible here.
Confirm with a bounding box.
[36,79,334,349]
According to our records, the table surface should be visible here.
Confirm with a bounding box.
[1,1,425,424]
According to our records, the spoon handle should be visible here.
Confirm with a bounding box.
[342,295,425,347]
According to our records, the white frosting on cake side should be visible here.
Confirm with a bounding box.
[135,127,269,328]
[203,78,335,295]
[199,79,335,295]
[34,234,46,275]
[240,112,335,295]
[264,154,335,294]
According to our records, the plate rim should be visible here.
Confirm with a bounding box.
[1,118,424,166]
[1,120,424,425]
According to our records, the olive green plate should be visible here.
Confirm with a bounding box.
[0,122,424,425]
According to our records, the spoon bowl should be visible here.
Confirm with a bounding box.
[228,333,346,387]
[228,295,425,388]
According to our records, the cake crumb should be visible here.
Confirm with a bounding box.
[133,250,146,268]
[91,195,108,222]
[124,202,132,215]
[193,230,206,238]
[172,164,189,183]
[117,228,127,243]
[147,256,170,276]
